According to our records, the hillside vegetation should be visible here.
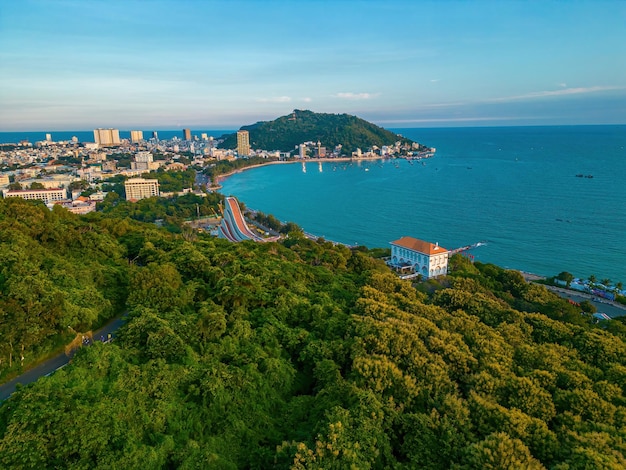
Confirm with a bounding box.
[220,109,415,153]
[1,198,626,469]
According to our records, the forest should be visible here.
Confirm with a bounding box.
[1,196,626,469]
[219,110,417,153]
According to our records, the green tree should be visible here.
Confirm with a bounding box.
[579,299,596,313]
[462,432,545,469]
[556,271,574,287]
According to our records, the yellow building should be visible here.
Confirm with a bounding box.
[124,178,160,201]
[130,130,144,142]
[237,130,250,156]
[3,188,67,204]
[93,128,120,146]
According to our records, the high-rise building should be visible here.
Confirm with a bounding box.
[45,133,52,142]
[183,128,191,141]
[124,178,160,201]
[130,130,144,143]
[152,131,159,140]
[93,128,120,146]
[201,133,208,141]
[237,130,250,156]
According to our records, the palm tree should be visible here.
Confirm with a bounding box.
[601,279,612,289]
[588,274,597,287]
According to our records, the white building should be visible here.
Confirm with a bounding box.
[131,151,160,171]
[3,188,67,204]
[53,199,97,214]
[124,178,159,201]
[389,236,449,279]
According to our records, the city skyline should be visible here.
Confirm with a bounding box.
[1,0,625,131]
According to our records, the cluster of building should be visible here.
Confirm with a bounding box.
[233,129,431,161]
[0,128,222,212]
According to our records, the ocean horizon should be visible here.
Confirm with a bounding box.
[0,129,236,144]
[221,125,626,284]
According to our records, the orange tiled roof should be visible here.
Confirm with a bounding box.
[391,236,448,255]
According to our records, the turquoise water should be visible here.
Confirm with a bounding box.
[221,126,626,283]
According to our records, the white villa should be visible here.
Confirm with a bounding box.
[389,236,449,279]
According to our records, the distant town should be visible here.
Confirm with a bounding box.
[0,127,434,214]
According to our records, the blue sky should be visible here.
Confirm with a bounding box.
[1,0,625,130]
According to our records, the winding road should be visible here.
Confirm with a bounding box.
[0,314,126,402]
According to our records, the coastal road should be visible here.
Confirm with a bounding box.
[521,273,626,319]
[545,285,626,318]
[0,314,126,402]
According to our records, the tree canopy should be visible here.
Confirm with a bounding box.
[1,198,625,469]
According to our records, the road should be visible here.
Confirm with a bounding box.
[521,272,626,319]
[0,314,126,402]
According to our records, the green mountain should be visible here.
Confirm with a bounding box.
[220,109,418,154]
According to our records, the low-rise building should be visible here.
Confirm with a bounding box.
[53,199,97,214]
[389,236,449,279]
[3,187,67,204]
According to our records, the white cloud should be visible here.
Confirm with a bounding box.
[558,82,567,88]
[334,92,379,100]
[377,116,519,124]
[255,96,292,103]
[491,86,622,102]
[302,97,312,102]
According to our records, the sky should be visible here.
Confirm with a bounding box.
[1,0,625,130]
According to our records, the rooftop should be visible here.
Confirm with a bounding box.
[391,236,448,255]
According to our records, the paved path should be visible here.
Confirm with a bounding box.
[0,314,126,402]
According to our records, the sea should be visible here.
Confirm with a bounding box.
[220,125,626,283]
[2,126,624,283]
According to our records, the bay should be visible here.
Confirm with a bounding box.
[221,125,626,283]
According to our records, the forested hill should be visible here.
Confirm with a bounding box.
[1,196,626,468]
[220,109,415,153]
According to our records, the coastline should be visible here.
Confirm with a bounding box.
[214,156,384,186]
